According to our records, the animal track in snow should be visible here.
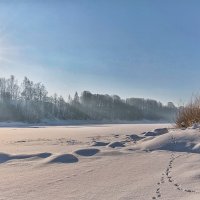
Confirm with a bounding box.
[166,152,196,193]
[166,136,198,193]
[151,135,199,199]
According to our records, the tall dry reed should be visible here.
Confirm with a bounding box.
[176,97,200,128]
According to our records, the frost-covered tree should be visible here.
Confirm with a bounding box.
[0,76,177,122]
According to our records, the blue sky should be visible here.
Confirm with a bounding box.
[0,0,200,105]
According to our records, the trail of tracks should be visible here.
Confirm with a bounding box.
[151,135,199,199]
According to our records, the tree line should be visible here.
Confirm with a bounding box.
[0,75,177,122]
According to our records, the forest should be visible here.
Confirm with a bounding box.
[0,75,177,122]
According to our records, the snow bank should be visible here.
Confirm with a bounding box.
[133,127,200,153]
[143,128,168,136]
[108,141,125,148]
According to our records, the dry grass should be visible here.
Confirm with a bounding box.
[176,97,200,128]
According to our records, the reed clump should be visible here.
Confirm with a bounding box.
[176,97,200,128]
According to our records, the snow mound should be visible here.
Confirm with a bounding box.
[129,134,144,141]
[188,123,200,129]
[74,148,100,156]
[92,141,109,147]
[108,141,125,148]
[143,131,156,136]
[0,152,52,164]
[144,128,168,136]
[48,154,78,164]
[133,129,200,153]
[0,153,10,163]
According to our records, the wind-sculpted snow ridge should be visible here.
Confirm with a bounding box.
[143,128,168,136]
[74,148,100,156]
[128,134,145,141]
[108,141,125,148]
[132,127,200,154]
[0,152,52,164]
[47,154,79,164]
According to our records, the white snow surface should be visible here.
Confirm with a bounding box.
[1,123,200,200]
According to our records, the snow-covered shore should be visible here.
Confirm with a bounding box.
[0,119,171,127]
[0,123,200,200]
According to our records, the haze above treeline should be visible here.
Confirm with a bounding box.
[0,75,177,122]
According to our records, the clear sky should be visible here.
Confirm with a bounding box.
[0,0,199,105]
